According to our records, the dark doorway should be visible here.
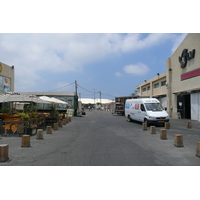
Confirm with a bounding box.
[184,94,191,119]
[177,94,191,119]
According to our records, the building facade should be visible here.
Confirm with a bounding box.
[136,33,200,121]
[167,33,200,120]
[136,72,167,110]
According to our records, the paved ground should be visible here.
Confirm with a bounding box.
[1,110,200,166]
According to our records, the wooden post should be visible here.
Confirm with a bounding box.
[150,126,156,134]
[69,117,72,122]
[174,134,184,147]
[165,122,170,129]
[186,121,192,128]
[36,129,43,140]
[160,129,167,140]
[196,142,200,158]
[0,144,9,162]
[53,123,58,130]
[21,135,30,147]
[66,118,69,123]
[62,119,67,125]
[46,126,52,134]
[58,120,63,127]
[142,123,147,130]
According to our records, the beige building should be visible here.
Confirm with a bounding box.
[137,33,200,121]
[0,62,15,94]
[136,72,167,109]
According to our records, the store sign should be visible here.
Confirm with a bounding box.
[178,49,195,68]
[0,76,11,92]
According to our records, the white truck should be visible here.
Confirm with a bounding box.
[125,98,169,126]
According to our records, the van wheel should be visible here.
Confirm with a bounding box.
[127,115,132,122]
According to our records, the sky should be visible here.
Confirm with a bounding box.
[0,33,187,100]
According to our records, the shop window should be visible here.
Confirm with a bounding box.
[161,81,166,86]
[142,87,146,92]
[154,83,159,88]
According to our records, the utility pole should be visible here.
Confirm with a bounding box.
[75,80,78,116]
[92,88,98,109]
[99,91,102,105]
[75,80,78,95]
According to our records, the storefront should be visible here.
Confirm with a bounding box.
[166,33,200,120]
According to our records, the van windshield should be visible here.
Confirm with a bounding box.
[144,103,163,111]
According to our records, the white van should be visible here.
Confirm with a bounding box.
[125,98,169,125]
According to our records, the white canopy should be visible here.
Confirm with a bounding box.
[39,96,68,104]
[0,93,50,104]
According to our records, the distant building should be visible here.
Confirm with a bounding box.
[80,98,114,109]
[20,91,78,115]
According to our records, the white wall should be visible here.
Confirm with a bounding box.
[191,93,200,121]
[158,97,167,110]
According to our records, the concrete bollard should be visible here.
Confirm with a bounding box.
[21,135,30,147]
[150,126,156,134]
[160,129,167,140]
[53,123,58,130]
[186,121,192,128]
[58,120,63,127]
[46,126,52,134]
[62,119,67,125]
[174,134,184,147]
[165,122,170,129]
[196,142,200,158]
[142,123,147,130]
[36,129,43,140]
[0,144,9,162]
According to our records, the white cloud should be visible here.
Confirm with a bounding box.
[0,33,185,91]
[123,63,149,75]
[115,72,123,77]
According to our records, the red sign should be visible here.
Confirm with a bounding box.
[181,68,200,80]
[135,103,140,110]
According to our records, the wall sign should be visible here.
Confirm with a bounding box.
[178,48,195,68]
[0,76,11,92]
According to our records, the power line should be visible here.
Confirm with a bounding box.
[77,84,95,93]
[77,83,115,99]
[47,81,75,92]
[101,93,115,98]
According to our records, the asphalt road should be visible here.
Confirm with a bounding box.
[1,110,200,166]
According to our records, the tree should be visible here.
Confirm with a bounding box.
[131,90,138,96]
